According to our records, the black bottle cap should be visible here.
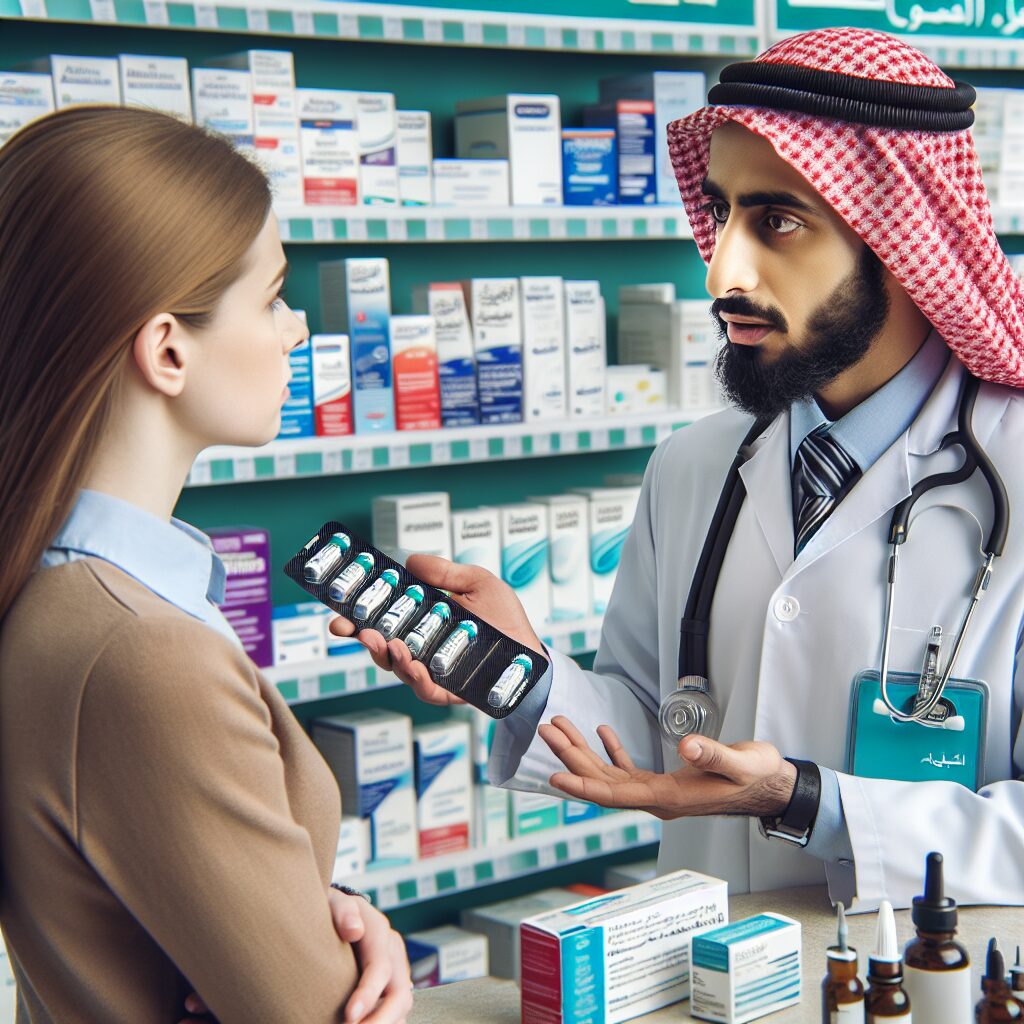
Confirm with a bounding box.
[985,938,1005,982]
[912,852,959,932]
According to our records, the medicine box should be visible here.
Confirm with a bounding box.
[119,55,191,122]
[520,869,729,1024]
[209,527,273,668]
[491,503,551,626]
[406,926,489,988]
[372,492,453,563]
[604,859,658,889]
[468,278,523,424]
[413,281,479,427]
[451,705,498,786]
[690,914,801,1024]
[42,55,120,108]
[561,127,617,206]
[296,88,359,206]
[312,710,417,869]
[528,495,590,621]
[520,277,567,423]
[455,94,563,205]
[192,68,253,151]
[451,507,502,580]
[356,91,399,206]
[606,365,668,414]
[397,109,433,206]
[562,799,601,825]
[278,335,314,439]
[311,334,352,437]
[564,281,607,419]
[271,601,328,666]
[413,721,472,858]
[334,815,370,879]
[510,790,560,837]
[0,73,54,147]
[473,784,510,846]
[572,487,641,615]
[390,314,441,431]
[432,159,510,206]
[584,99,655,205]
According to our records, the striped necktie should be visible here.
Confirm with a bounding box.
[792,425,862,554]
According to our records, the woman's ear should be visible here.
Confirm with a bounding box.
[131,314,188,398]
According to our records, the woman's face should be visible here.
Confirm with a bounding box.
[178,213,307,449]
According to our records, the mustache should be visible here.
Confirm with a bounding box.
[710,296,789,335]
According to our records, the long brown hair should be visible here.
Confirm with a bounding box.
[0,105,271,620]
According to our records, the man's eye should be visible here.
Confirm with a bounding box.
[766,214,800,235]
[701,200,729,225]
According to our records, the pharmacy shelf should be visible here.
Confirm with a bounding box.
[0,0,760,57]
[993,207,1024,234]
[354,810,660,910]
[266,614,605,704]
[275,205,694,244]
[187,407,704,487]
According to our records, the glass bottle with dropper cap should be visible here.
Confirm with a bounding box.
[1011,947,1024,999]
[903,851,972,1024]
[975,938,1024,1021]
[822,902,865,1023]
[865,900,910,1022]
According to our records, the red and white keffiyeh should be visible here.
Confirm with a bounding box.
[668,27,1024,388]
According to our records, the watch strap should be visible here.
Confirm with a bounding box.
[758,758,821,846]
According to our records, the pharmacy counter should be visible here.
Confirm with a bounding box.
[409,885,1024,1023]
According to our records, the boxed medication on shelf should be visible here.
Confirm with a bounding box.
[413,721,472,858]
[619,282,676,304]
[119,55,191,122]
[492,503,551,626]
[562,127,617,206]
[312,710,417,868]
[356,91,399,206]
[691,914,801,1024]
[599,72,706,206]
[192,68,254,154]
[406,926,489,988]
[606,365,668,414]
[584,99,655,205]
[278,335,314,439]
[391,315,441,431]
[455,94,563,206]
[473,784,510,846]
[452,705,497,785]
[35,55,120,108]
[564,281,607,419]
[397,109,433,206]
[209,527,273,668]
[271,601,328,666]
[296,88,359,206]
[562,799,601,825]
[605,859,659,889]
[311,334,352,437]
[372,493,453,563]
[521,869,729,1023]
[432,159,510,207]
[520,277,567,422]
[451,507,502,579]
[334,815,370,879]
[0,73,54,147]
[510,790,561,837]
[529,495,590,621]
[469,278,523,424]
[320,258,395,434]
[413,282,480,427]
[573,487,641,615]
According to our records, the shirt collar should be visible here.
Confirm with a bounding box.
[48,489,226,618]
[789,329,950,472]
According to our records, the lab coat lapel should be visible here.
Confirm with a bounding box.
[737,415,794,578]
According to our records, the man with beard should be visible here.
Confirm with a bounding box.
[334,28,1024,911]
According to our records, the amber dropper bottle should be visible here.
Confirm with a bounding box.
[865,901,910,1022]
[975,938,1024,1022]
[823,902,865,1023]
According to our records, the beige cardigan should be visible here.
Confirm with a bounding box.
[0,558,357,1022]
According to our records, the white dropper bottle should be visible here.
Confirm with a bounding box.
[865,901,911,1022]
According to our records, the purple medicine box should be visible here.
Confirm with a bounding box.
[208,526,273,668]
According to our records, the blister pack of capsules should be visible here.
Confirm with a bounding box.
[285,522,549,720]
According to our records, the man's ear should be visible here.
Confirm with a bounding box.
[131,314,188,398]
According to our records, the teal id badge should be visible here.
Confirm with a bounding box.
[846,670,988,790]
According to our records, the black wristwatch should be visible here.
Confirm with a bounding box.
[330,882,373,904]
[757,758,821,847]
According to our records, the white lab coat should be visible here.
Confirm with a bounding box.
[492,354,1024,911]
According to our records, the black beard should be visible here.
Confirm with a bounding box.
[712,246,891,420]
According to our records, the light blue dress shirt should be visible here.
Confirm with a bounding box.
[41,488,239,646]
[498,330,950,866]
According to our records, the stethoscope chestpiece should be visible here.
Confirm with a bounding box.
[659,675,723,743]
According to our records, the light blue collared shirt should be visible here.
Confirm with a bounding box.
[500,330,951,867]
[42,489,239,646]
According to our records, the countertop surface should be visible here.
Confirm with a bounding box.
[409,884,1024,1022]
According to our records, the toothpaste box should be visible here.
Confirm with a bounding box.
[521,869,729,1023]
[390,314,441,431]
[311,334,352,437]
[561,127,617,206]
[492,503,551,626]
[192,68,254,154]
[296,88,359,206]
[520,277,567,423]
[562,799,602,825]
[278,334,315,439]
[528,495,590,621]
[209,527,273,668]
[604,859,658,889]
[271,601,329,666]
[455,94,563,205]
[312,710,417,869]
[413,281,479,427]
[690,914,801,1024]
[474,783,510,846]
[510,790,561,837]
[38,55,120,108]
[432,159,510,206]
[599,72,706,206]
[584,99,655,205]
[406,926,489,988]
[564,281,607,419]
[357,91,399,206]
[397,109,433,206]
[334,815,370,879]
[571,487,641,615]
[451,507,501,578]
[468,278,522,424]
[119,55,191,122]
[372,492,453,563]
[0,73,54,147]
[606,365,668,414]
[413,721,472,858]
[320,258,395,434]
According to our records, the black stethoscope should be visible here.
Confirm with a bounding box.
[659,375,1009,743]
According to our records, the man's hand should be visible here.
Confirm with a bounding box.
[538,716,797,820]
[329,554,544,707]
[177,892,413,1024]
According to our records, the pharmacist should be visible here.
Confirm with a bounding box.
[335,27,1024,912]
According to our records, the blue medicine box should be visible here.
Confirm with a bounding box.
[561,128,617,206]
[278,337,314,439]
